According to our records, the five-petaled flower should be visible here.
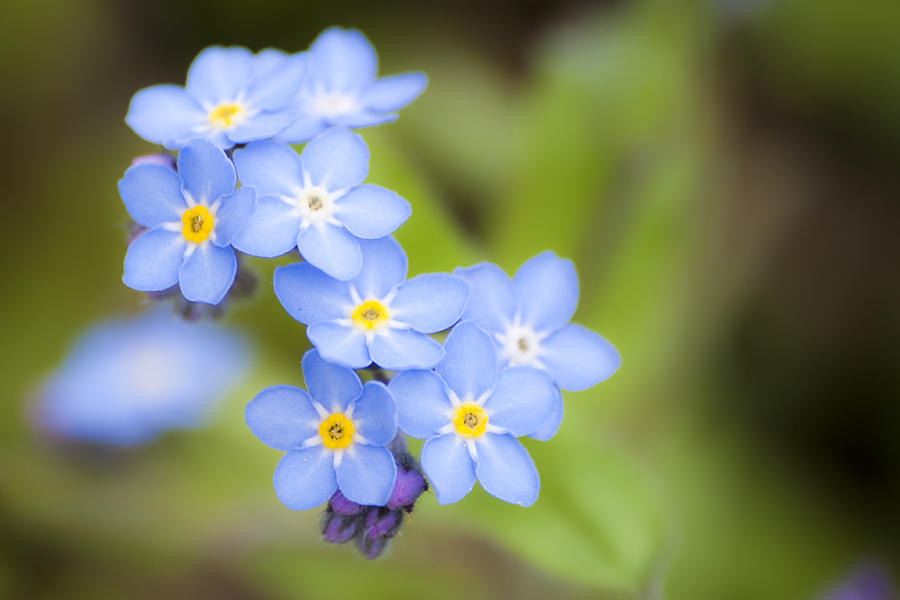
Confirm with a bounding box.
[276,27,427,143]
[232,128,410,280]
[120,138,254,304]
[126,46,307,150]
[273,236,469,370]
[245,350,399,509]
[454,252,621,440]
[389,321,558,506]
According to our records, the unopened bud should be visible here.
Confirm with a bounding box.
[387,467,426,510]
[322,511,359,544]
[329,489,362,516]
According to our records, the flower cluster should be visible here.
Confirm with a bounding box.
[113,27,620,558]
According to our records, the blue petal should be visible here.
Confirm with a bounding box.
[336,444,396,506]
[118,164,186,228]
[307,322,371,369]
[125,85,205,149]
[482,367,557,437]
[309,27,377,92]
[273,262,354,324]
[328,111,397,128]
[390,370,453,439]
[453,262,515,335]
[273,445,337,511]
[230,195,300,257]
[300,127,369,191]
[246,52,308,109]
[233,140,304,198]
[301,349,362,413]
[177,243,237,304]
[211,187,254,247]
[186,46,254,106]
[368,329,443,371]
[351,237,407,299]
[176,139,236,205]
[350,381,397,446]
[392,275,468,335]
[123,227,186,292]
[245,385,319,450]
[297,223,362,281]
[253,48,289,77]
[474,433,539,506]
[333,184,410,239]
[513,251,578,332]
[540,324,620,391]
[227,108,297,144]
[529,386,563,441]
[421,433,475,505]
[360,72,427,112]
[275,115,327,144]
[436,321,498,400]
[201,130,232,150]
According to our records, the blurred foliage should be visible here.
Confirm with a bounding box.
[1,0,899,598]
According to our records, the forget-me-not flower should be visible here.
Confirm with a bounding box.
[245,350,398,509]
[273,236,468,370]
[126,46,307,149]
[232,128,410,280]
[389,321,557,506]
[276,27,427,143]
[120,138,254,305]
[454,252,621,440]
[36,310,248,447]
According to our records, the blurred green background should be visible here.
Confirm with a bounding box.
[2,0,899,598]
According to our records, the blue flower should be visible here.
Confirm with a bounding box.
[245,350,398,509]
[232,128,410,280]
[276,27,427,143]
[120,138,254,305]
[820,565,893,600]
[453,252,621,440]
[35,310,248,447]
[273,236,469,370]
[389,322,558,506]
[126,46,307,150]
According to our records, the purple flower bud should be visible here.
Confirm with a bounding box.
[363,508,399,539]
[130,153,176,169]
[329,489,362,515]
[356,532,389,560]
[322,511,359,544]
[387,467,426,510]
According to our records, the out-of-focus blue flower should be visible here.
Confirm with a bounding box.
[245,350,398,510]
[120,138,254,305]
[820,565,894,600]
[454,252,621,440]
[36,310,248,447]
[126,46,307,150]
[273,237,468,370]
[232,128,410,280]
[389,322,557,506]
[276,27,427,143]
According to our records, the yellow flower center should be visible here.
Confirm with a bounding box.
[318,413,354,450]
[181,205,214,243]
[208,102,246,129]
[453,403,488,438]
[351,299,390,331]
